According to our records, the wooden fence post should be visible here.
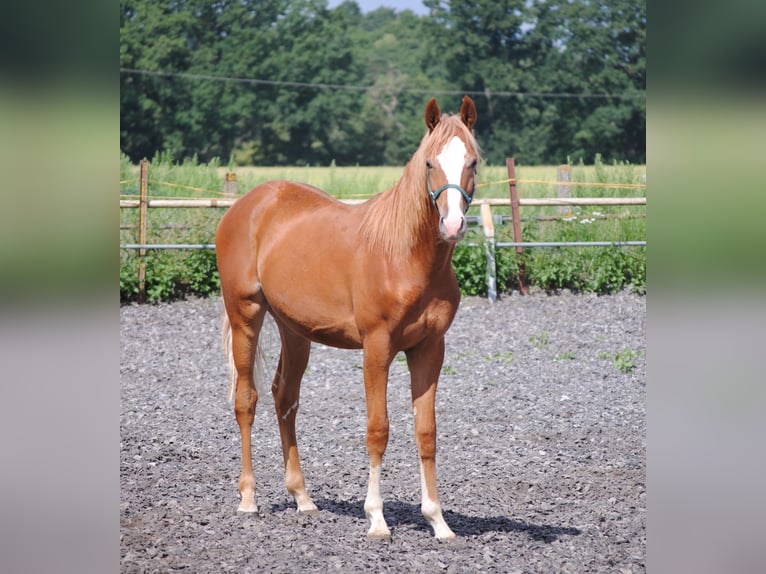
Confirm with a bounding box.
[556,164,571,214]
[137,159,149,304]
[223,171,238,197]
[480,203,497,302]
[507,157,528,295]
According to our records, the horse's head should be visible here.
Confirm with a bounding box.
[423,96,479,243]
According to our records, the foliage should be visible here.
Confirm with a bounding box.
[452,240,521,297]
[450,205,646,298]
[120,0,645,166]
[610,349,641,374]
[529,332,550,349]
[120,250,220,303]
[453,0,645,165]
[521,246,646,294]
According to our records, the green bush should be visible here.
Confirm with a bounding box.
[120,250,220,303]
[450,238,645,298]
[523,246,645,295]
[452,241,522,296]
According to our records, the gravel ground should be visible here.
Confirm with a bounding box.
[120,290,645,573]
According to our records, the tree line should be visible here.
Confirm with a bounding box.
[120,0,645,166]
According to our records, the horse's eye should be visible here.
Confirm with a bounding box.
[470,159,478,171]
[426,160,433,170]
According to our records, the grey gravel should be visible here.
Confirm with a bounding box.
[121,290,645,573]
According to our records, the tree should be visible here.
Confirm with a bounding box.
[120,0,199,161]
[356,8,443,164]
[422,0,645,164]
[259,0,370,165]
[120,0,645,166]
[540,0,646,163]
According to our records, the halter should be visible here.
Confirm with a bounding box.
[427,169,473,214]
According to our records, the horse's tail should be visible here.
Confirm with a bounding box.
[221,310,238,402]
[221,308,267,402]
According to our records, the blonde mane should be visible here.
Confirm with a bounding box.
[360,115,480,260]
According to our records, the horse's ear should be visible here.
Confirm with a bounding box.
[460,96,477,130]
[424,98,441,133]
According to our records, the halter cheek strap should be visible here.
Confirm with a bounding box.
[427,171,473,214]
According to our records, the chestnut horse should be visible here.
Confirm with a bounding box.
[215,96,479,540]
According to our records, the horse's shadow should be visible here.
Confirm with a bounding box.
[271,498,581,543]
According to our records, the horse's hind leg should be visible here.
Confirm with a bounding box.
[225,299,267,513]
[273,325,318,514]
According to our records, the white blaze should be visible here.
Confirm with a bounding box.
[436,136,467,236]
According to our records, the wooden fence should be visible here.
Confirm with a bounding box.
[121,158,646,302]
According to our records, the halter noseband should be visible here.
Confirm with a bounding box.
[427,169,473,214]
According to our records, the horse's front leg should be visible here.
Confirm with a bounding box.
[362,333,395,540]
[406,335,456,540]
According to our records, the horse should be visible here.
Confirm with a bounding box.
[215,96,480,540]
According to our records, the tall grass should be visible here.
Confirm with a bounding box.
[120,153,646,302]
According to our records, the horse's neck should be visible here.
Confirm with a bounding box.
[361,162,435,261]
[420,240,457,276]
[389,175,454,274]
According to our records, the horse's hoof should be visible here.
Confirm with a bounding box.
[433,525,456,541]
[297,504,319,516]
[237,501,258,513]
[366,529,391,541]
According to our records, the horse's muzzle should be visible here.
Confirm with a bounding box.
[439,215,467,242]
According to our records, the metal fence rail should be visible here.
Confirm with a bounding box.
[120,244,217,250]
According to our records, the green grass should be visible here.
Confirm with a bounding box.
[120,153,646,302]
[485,351,514,364]
[612,349,642,374]
[120,153,404,201]
[529,332,550,349]
[120,152,646,204]
[598,349,642,374]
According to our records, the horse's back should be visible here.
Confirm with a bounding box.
[220,179,344,224]
[218,179,359,249]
